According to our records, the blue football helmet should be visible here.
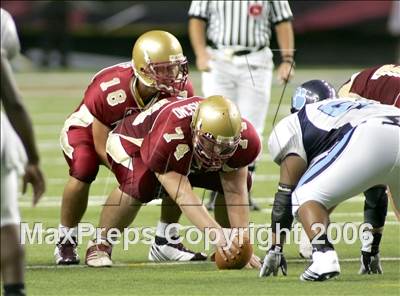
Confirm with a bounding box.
[290,79,337,113]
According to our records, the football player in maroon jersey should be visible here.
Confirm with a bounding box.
[338,64,400,274]
[55,30,206,265]
[339,64,400,107]
[85,95,262,268]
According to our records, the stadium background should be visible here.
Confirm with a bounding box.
[2,1,399,68]
[1,1,399,295]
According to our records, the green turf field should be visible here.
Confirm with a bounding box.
[14,67,400,295]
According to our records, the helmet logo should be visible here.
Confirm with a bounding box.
[143,51,151,63]
[169,53,184,62]
[292,87,307,112]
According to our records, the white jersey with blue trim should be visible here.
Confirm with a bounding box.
[268,98,400,165]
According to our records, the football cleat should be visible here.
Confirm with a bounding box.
[300,250,340,281]
[54,236,80,265]
[85,239,113,267]
[148,236,207,262]
[359,251,383,274]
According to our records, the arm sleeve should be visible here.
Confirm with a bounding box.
[268,115,307,165]
[82,82,106,124]
[269,1,293,24]
[188,0,209,21]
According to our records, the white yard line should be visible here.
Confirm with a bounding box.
[18,194,399,220]
[25,256,400,269]
[18,195,377,207]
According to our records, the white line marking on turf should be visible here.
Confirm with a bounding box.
[25,257,400,269]
[17,195,373,208]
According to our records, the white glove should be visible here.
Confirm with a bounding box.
[259,246,287,277]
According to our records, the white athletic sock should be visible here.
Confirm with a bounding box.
[58,224,78,239]
[156,221,179,238]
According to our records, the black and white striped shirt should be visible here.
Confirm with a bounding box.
[188,1,293,49]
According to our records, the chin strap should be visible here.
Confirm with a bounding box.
[131,77,160,111]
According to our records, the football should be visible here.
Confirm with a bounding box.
[215,238,253,270]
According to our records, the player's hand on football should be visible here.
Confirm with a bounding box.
[196,51,211,72]
[215,229,240,262]
[22,163,46,206]
[277,62,294,84]
[259,246,287,277]
[245,253,262,269]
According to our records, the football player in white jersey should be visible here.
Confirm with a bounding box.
[1,8,46,296]
[264,91,399,281]
[260,80,336,277]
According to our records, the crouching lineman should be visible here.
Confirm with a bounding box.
[264,96,399,281]
[260,75,400,278]
[56,30,204,265]
[85,95,262,268]
[260,79,336,277]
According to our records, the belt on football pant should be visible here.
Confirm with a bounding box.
[209,43,266,56]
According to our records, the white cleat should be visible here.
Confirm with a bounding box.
[54,237,80,265]
[148,236,207,262]
[300,250,340,281]
[85,239,113,267]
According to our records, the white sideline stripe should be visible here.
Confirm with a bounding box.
[25,257,400,269]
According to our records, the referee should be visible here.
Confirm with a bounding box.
[188,1,295,212]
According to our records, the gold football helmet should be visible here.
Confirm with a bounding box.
[132,30,188,94]
[191,95,242,171]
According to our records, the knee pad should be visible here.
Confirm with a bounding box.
[271,184,295,233]
[364,185,388,228]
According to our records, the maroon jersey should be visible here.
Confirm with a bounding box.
[139,97,261,175]
[60,62,193,183]
[348,64,400,107]
[107,96,261,201]
[82,62,194,128]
